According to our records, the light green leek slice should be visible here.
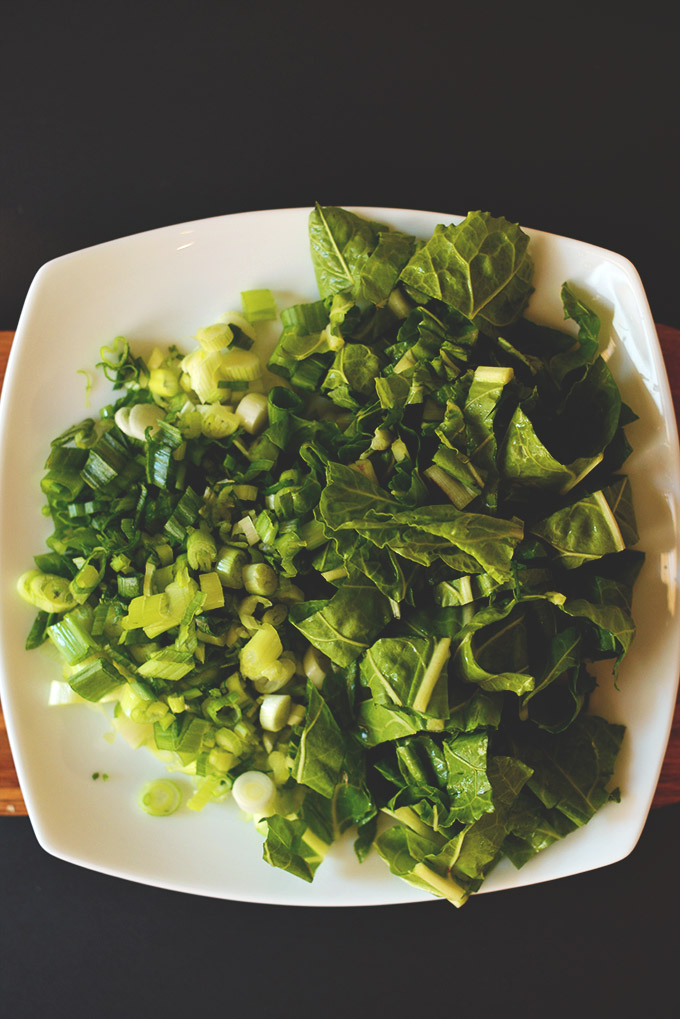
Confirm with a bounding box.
[138,779,182,816]
[241,289,277,323]
[242,562,278,597]
[186,527,217,572]
[220,349,262,382]
[18,570,78,614]
[195,323,233,351]
[240,623,282,679]
[198,571,225,611]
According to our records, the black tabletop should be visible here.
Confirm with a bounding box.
[2,4,679,1016]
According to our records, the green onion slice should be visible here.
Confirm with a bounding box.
[137,779,182,817]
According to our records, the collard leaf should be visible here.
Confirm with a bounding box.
[290,682,346,797]
[399,211,534,335]
[442,732,494,823]
[262,815,325,883]
[560,550,644,667]
[499,404,603,493]
[447,686,504,732]
[530,489,627,570]
[463,367,514,508]
[309,204,384,299]
[375,827,471,908]
[357,229,417,305]
[451,756,534,886]
[360,635,449,718]
[356,699,426,747]
[511,714,625,827]
[320,460,402,529]
[501,789,578,868]
[289,569,392,666]
[452,600,534,695]
[322,343,382,407]
[524,663,596,733]
[603,476,639,547]
[549,283,601,384]
[319,461,524,581]
[545,355,622,462]
[521,626,582,706]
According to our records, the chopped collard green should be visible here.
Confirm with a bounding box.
[20,207,643,905]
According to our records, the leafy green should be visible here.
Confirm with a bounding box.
[309,204,386,299]
[399,211,534,335]
[510,714,625,827]
[262,815,326,883]
[499,404,603,493]
[357,229,417,305]
[531,488,629,569]
[450,756,534,887]
[290,683,346,797]
[360,635,449,718]
[289,568,392,666]
[441,732,494,823]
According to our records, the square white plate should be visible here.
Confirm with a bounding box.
[1,207,679,906]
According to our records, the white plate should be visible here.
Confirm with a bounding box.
[1,207,679,906]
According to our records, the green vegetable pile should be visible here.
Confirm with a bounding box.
[19,206,643,906]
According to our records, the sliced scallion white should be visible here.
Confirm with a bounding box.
[234,392,269,434]
[259,694,292,732]
[231,771,276,814]
[233,515,260,546]
[127,403,166,441]
[240,623,282,679]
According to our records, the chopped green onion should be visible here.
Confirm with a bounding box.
[261,604,287,627]
[217,311,257,341]
[215,546,247,588]
[199,404,240,438]
[303,646,329,689]
[240,624,282,679]
[254,656,296,693]
[234,392,269,435]
[215,728,243,754]
[48,679,85,705]
[242,562,278,597]
[167,693,185,714]
[231,770,276,814]
[137,648,194,681]
[241,289,276,323]
[148,368,180,398]
[186,775,222,812]
[195,323,233,351]
[233,516,260,546]
[220,349,262,382]
[69,658,123,702]
[259,694,291,732]
[47,612,97,665]
[232,484,258,501]
[69,550,106,604]
[138,779,182,817]
[186,526,217,572]
[198,571,225,610]
[18,570,78,613]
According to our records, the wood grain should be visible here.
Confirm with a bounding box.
[0,326,679,816]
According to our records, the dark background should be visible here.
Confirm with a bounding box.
[2,2,679,1016]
